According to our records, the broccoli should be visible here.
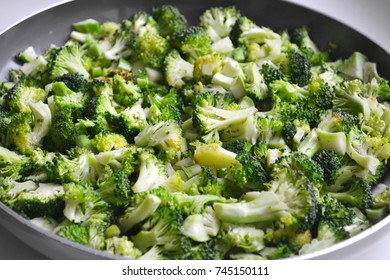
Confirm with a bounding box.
[56,223,90,246]
[118,194,162,233]
[152,5,188,38]
[163,49,194,88]
[346,127,390,174]
[102,30,133,61]
[6,83,47,113]
[282,119,310,150]
[112,74,142,107]
[123,11,159,37]
[130,29,170,68]
[5,182,64,219]
[333,80,371,118]
[131,150,168,193]
[260,63,285,86]
[96,170,132,208]
[108,104,148,140]
[312,150,344,186]
[224,225,265,253]
[255,116,285,148]
[44,107,78,153]
[316,109,359,155]
[171,26,212,63]
[225,152,269,192]
[134,121,183,161]
[105,236,143,258]
[193,54,222,83]
[50,44,90,79]
[286,50,312,87]
[214,168,317,231]
[230,16,280,46]
[131,204,185,253]
[199,6,241,41]
[192,98,257,135]
[269,79,309,103]
[6,101,52,154]
[1,4,390,260]
[181,206,220,242]
[55,72,90,92]
[272,152,324,190]
[325,176,373,210]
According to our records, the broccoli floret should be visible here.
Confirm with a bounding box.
[11,182,64,219]
[214,168,317,231]
[163,49,194,88]
[44,107,78,153]
[312,150,344,186]
[62,181,98,221]
[299,221,347,255]
[224,225,265,253]
[91,132,128,152]
[333,80,370,118]
[102,30,133,61]
[108,104,148,140]
[56,223,90,245]
[281,119,310,150]
[230,16,280,46]
[306,78,334,110]
[264,225,312,256]
[193,54,222,83]
[123,11,159,37]
[131,203,185,253]
[192,99,257,135]
[118,193,162,233]
[375,79,390,100]
[193,143,238,169]
[260,63,285,86]
[131,150,168,193]
[225,153,269,192]
[96,170,132,208]
[6,102,52,154]
[105,236,142,258]
[6,83,47,113]
[55,72,90,92]
[152,5,188,38]
[255,116,285,148]
[272,152,324,190]
[50,81,90,118]
[222,139,253,155]
[326,176,373,210]
[316,109,359,155]
[199,6,241,41]
[171,26,212,63]
[112,74,142,107]
[50,44,90,79]
[269,79,309,103]
[134,121,183,161]
[181,206,220,242]
[130,29,170,68]
[285,50,312,87]
[346,127,390,174]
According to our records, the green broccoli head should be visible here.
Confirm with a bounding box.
[199,6,241,41]
[152,5,188,38]
[50,44,90,80]
[171,26,212,63]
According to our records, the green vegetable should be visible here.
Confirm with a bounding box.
[1,4,389,260]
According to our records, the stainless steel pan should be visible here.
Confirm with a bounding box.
[1,0,389,259]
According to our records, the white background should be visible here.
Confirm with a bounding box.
[0,0,389,259]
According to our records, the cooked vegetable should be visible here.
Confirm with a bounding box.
[1,4,389,260]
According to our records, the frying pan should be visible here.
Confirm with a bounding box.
[1,0,390,259]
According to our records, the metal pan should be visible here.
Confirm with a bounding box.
[1,0,390,259]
